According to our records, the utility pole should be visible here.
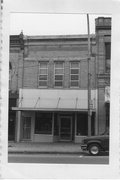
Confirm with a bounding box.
[87,14,92,136]
[19,31,24,88]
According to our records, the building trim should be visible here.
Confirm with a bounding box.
[12,107,96,112]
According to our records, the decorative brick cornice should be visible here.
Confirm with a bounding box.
[95,17,111,31]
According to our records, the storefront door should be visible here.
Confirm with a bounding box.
[8,112,15,141]
[23,117,31,140]
[59,116,72,141]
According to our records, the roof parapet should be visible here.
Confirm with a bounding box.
[95,17,111,30]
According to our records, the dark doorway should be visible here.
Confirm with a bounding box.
[8,96,17,141]
[59,116,72,141]
[8,112,15,141]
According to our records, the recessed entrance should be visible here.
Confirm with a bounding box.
[59,116,72,141]
[22,117,31,140]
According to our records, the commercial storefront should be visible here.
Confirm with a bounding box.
[9,17,111,143]
[13,89,97,143]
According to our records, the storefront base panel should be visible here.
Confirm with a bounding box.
[53,136,59,142]
[33,134,53,142]
[75,136,87,143]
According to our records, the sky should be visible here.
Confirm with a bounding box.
[10,13,111,36]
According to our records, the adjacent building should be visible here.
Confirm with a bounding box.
[9,17,111,143]
[95,17,111,134]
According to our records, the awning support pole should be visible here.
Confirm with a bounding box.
[75,112,77,142]
[56,97,61,108]
[87,14,92,136]
[75,97,78,109]
[34,97,40,108]
[52,112,54,137]
[15,111,21,142]
[18,97,23,107]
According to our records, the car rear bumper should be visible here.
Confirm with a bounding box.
[81,144,87,151]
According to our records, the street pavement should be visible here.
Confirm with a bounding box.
[8,142,109,164]
[8,153,109,164]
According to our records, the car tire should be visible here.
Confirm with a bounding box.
[88,144,101,156]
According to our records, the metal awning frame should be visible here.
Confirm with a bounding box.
[13,93,96,112]
[12,107,95,112]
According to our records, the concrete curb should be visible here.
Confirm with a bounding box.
[8,151,82,155]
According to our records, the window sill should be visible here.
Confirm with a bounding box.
[34,133,53,135]
[38,86,48,88]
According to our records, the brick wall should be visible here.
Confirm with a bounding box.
[10,50,21,92]
[96,17,111,133]
[22,59,96,89]
[23,60,38,88]
[22,37,96,90]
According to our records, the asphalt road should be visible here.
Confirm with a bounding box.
[8,153,109,164]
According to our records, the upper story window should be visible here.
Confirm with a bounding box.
[54,62,64,87]
[105,43,111,72]
[70,62,80,87]
[38,62,48,87]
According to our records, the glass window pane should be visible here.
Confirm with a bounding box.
[71,69,79,74]
[71,62,79,68]
[39,69,47,74]
[55,62,63,68]
[71,75,79,80]
[39,75,47,80]
[77,113,88,135]
[71,81,79,87]
[55,81,63,86]
[35,112,52,134]
[55,75,63,80]
[55,69,64,74]
[39,81,47,86]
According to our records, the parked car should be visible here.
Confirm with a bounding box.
[81,131,109,155]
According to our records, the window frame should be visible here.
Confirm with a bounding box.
[38,61,48,87]
[70,61,80,88]
[54,61,64,87]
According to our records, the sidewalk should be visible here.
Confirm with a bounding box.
[8,142,82,154]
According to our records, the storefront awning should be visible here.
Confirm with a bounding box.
[12,89,97,112]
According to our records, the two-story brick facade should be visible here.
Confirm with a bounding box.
[9,17,111,143]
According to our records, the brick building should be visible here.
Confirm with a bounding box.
[9,17,111,143]
[95,17,111,134]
